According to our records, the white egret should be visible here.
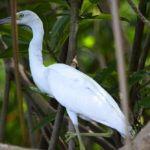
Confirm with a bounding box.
[0,10,132,149]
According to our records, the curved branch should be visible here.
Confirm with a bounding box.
[129,0,147,72]
[119,121,150,150]
[127,0,150,27]
[109,0,131,148]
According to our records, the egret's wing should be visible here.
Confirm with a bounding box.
[47,63,127,135]
[48,64,122,113]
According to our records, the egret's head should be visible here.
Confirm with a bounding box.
[16,10,40,26]
[0,10,41,27]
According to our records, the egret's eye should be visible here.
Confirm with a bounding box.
[19,13,24,18]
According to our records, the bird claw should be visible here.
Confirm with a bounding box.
[65,129,113,143]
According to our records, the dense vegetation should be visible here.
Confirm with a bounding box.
[0,0,150,150]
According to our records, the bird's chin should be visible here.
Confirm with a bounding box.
[16,20,23,25]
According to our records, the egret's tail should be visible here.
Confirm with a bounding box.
[122,125,135,138]
[129,126,135,138]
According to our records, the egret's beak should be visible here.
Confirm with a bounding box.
[0,17,11,25]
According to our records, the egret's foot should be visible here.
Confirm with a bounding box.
[65,130,113,142]
[65,130,113,150]
[65,131,86,150]
[65,131,77,142]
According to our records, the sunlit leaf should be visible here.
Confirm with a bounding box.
[82,35,95,48]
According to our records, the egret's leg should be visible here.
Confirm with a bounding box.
[67,110,85,150]
[74,124,85,150]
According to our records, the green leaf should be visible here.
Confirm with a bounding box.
[0,44,28,59]
[89,0,100,4]
[93,63,118,96]
[81,0,95,15]
[48,0,68,5]
[33,113,56,131]
[80,13,129,22]
[29,86,43,94]
[128,71,150,88]
[137,96,150,109]
[48,15,70,52]
[0,48,12,58]
[80,13,111,20]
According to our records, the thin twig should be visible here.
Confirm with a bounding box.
[0,37,10,142]
[129,0,147,111]
[0,143,38,150]
[0,63,11,142]
[129,0,147,72]
[10,0,27,144]
[138,32,150,70]
[24,94,36,147]
[127,0,150,27]
[68,119,75,150]
[48,105,65,150]
[67,0,80,149]
[66,0,79,65]
[109,0,131,148]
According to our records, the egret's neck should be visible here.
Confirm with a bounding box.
[29,20,44,69]
[28,20,47,92]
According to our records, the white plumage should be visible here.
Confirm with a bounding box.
[0,10,132,148]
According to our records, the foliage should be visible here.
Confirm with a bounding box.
[0,0,150,150]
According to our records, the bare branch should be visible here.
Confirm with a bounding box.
[127,0,150,27]
[138,32,150,70]
[48,105,65,150]
[109,0,131,148]
[129,0,147,72]
[10,0,28,144]
[66,0,80,64]
[0,67,11,142]
[119,121,150,150]
[129,0,147,112]
[0,38,10,142]
[67,0,81,149]
[0,143,37,150]
[24,94,36,147]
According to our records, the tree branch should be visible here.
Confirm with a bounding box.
[0,143,37,150]
[67,0,80,149]
[127,0,150,27]
[0,37,11,142]
[129,0,147,111]
[138,32,150,70]
[109,0,131,147]
[24,94,36,147]
[0,66,11,142]
[48,105,65,150]
[129,0,147,72]
[10,0,28,144]
[66,0,79,64]
[119,121,150,150]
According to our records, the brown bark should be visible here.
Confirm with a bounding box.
[119,121,150,150]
